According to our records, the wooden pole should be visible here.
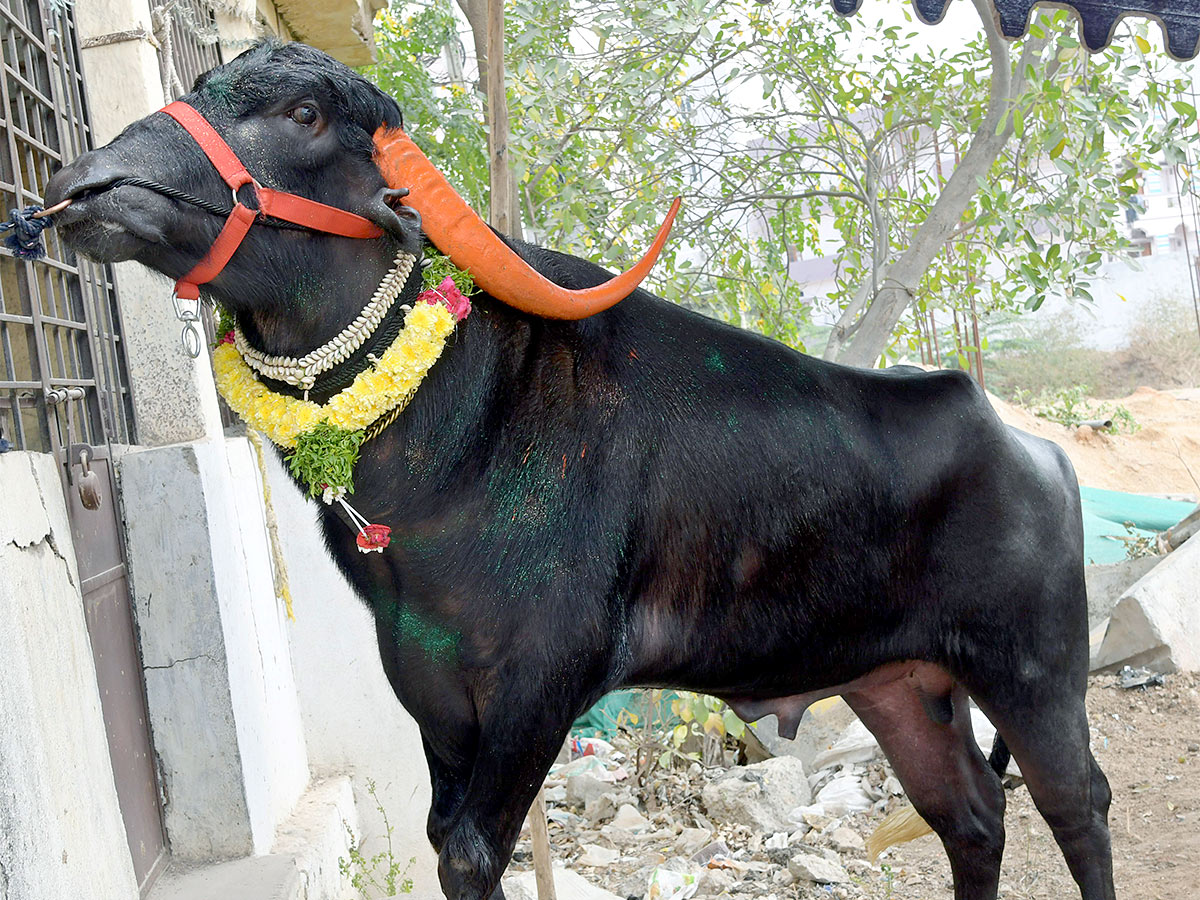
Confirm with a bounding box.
[485,0,512,235]
[929,310,942,368]
[530,787,557,900]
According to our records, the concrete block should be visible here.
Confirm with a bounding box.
[1084,557,1162,628]
[120,439,309,862]
[148,777,357,900]
[1093,534,1200,673]
[701,756,811,832]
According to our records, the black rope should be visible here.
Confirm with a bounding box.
[0,174,322,259]
[110,176,232,216]
[108,176,311,231]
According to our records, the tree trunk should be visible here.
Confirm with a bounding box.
[833,0,1051,368]
[456,0,523,236]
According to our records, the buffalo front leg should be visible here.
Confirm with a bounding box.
[423,734,473,853]
[845,665,1007,900]
[436,691,578,900]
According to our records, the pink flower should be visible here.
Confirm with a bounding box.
[220,330,236,345]
[356,523,392,553]
[419,276,471,321]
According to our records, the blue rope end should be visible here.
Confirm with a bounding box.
[2,206,53,260]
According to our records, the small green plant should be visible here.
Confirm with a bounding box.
[339,779,416,898]
[668,692,746,768]
[1119,521,1160,561]
[880,862,895,896]
[1030,384,1093,427]
[1109,405,1141,435]
[1013,384,1140,434]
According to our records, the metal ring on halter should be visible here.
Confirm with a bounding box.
[181,322,202,358]
[172,290,204,359]
[232,178,262,212]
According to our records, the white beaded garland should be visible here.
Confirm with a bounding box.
[234,250,417,390]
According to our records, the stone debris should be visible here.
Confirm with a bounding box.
[503,715,923,900]
[700,756,811,833]
[828,826,866,853]
[676,826,712,856]
[787,850,850,884]
[503,867,625,900]
[610,803,651,833]
[566,773,610,808]
[578,843,621,866]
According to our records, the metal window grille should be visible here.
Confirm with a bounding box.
[0,0,133,454]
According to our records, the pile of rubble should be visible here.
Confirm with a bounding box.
[503,719,923,900]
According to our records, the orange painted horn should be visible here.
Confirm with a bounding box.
[373,126,680,320]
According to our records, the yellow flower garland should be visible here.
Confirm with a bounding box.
[212,301,457,448]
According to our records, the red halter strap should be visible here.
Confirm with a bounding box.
[159,101,384,300]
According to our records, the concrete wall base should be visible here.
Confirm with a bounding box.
[148,777,357,900]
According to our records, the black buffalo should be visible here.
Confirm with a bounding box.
[47,41,1114,900]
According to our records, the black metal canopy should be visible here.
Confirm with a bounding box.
[832,0,1200,60]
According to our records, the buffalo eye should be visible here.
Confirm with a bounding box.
[287,103,320,126]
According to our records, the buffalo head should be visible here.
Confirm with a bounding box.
[46,41,417,335]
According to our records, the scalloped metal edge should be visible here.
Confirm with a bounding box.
[830,0,1200,61]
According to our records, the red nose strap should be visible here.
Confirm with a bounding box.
[160,101,384,300]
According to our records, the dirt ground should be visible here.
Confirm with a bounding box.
[990,387,1200,496]
[854,672,1200,900]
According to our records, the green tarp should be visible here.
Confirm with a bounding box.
[1081,486,1195,565]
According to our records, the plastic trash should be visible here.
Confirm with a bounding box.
[809,719,880,770]
[570,735,616,758]
[814,774,874,816]
[647,868,699,900]
[1118,665,1166,690]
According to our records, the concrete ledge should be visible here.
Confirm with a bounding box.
[149,777,357,900]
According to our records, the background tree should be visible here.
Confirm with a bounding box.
[367,0,1196,367]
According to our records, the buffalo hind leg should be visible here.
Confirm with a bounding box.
[972,690,1114,900]
[844,666,1006,900]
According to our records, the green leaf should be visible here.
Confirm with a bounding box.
[1172,100,1196,122]
[723,709,745,739]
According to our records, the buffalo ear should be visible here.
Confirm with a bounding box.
[363,187,422,253]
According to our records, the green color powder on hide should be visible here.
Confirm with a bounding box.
[202,73,236,110]
[705,349,726,373]
[392,602,461,662]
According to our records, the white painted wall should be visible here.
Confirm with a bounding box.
[205,437,313,850]
[262,448,441,896]
[0,452,139,900]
